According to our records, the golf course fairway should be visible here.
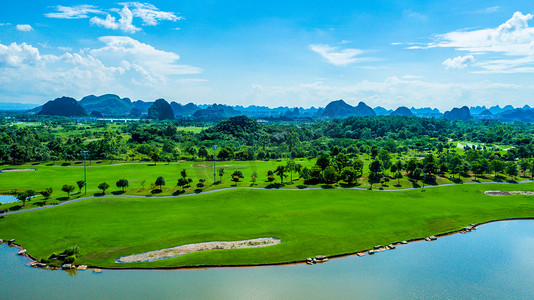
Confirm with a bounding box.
[1,182,533,269]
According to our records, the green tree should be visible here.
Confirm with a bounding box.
[340,167,357,185]
[232,175,240,185]
[150,151,160,165]
[98,182,110,194]
[323,166,338,183]
[471,161,485,180]
[155,176,166,189]
[16,191,29,206]
[61,184,75,198]
[378,149,392,173]
[286,132,300,155]
[490,159,505,179]
[369,159,382,175]
[274,165,287,184]
[251,171,258,186]
[76,180,85,193]
[505,162,518,180]
[218,168,225,183]
[352,159,364,177]
[116,179,129,191]
[519,159,530,177]
[394,170,403,185]
[177,177,188,190]
[316,153,331,171]
[286,160,297,182]
[41,187,53,202]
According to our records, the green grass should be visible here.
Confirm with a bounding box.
[1,158,528,213]
[1,182,534,268]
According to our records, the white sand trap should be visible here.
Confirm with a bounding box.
[115,237,281,263]
[0,168,37,173]
[485,191,534,196]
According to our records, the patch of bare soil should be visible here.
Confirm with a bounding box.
[485,191,534,196]
[115,237,281,263]
[0,168,37,173]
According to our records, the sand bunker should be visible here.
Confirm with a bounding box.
[0,168,37,173]
[115,237,281,263]
[485,191,534,196]
[190,164,246,168]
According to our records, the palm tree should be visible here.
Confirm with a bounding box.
[274,165,286,184]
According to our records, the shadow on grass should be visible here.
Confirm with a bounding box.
[409,180,421,188]
[111,191,125,195]
[172,190,185,195]
[8,205,22,211]
[296,184,308,189]
[61,163,71,166]
[321,184,335,189]
[338,182,361,188]
[266,183,286,189]
[33,201,48,207]
[448,177,463,184]
[31,162,40,166]
[151,189,162,194]
[194,188,203,194]
[57,196,70,201]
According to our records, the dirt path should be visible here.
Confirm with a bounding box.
[4,180,533,216]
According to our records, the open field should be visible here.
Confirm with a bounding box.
[1,159,528,212]
[1,182,534,268]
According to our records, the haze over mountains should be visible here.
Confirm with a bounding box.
[5,94,534,123]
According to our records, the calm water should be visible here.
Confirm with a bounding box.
[1,220,534,299]
[0,195,18,204]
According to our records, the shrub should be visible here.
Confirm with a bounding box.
[64,255,76,264]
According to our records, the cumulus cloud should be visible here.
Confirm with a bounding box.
[443,55,475,69]
[45,5,103,19]
[0,37,202,101]
[119,2,182,25]
[90,6,140,33]
[310,44,366,66]
[409,12,534,73]
[16,24,33,31]
[46,2,180,33]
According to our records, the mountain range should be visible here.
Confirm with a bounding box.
[5,94,534,123]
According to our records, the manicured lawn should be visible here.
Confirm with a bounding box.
[1,182,534,268]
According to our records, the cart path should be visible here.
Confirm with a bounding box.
[4,179,533,216]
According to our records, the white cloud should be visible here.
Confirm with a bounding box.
[443,55,475,69]
[475,6,500,14]
[0,23,12,26]
[45,5,103,19]
[119,2,181,25]
[241,77,526,110]
[47,2,179,34]
[16,24,33,32]
[309,44,366,66]
[411,12,534,73]
[90,6,140,33]
[0,37,202,102]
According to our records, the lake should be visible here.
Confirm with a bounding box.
[1,220,533,299]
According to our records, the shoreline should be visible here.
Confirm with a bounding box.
[4,179,534,216]
[7,217,534,272]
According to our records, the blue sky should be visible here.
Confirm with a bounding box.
[0,1,533,109]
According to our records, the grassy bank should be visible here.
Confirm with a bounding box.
[1,182,534,268]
